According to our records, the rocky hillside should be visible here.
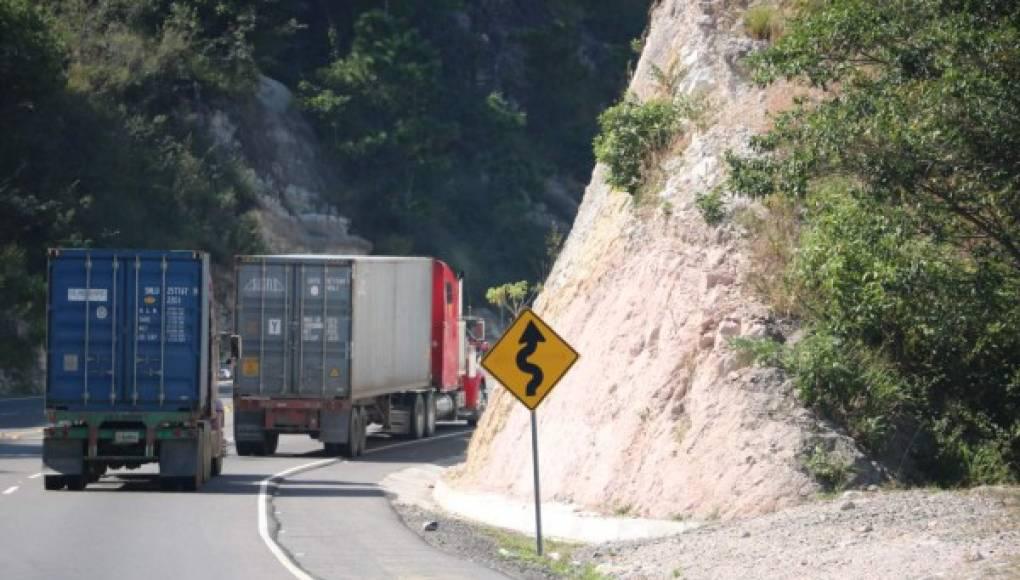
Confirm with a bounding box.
[448,0,882,520]
[205,75,370,258]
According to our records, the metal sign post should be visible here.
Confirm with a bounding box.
[530,409,544,555]
[481,308,578,557]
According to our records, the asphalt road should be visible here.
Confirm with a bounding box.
[0,388,504,580]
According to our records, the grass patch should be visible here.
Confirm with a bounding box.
[484,527,607,579]
[735,195,802,317]
[743,5,784,41]
[803,444,853,492]
[695,188,726,225]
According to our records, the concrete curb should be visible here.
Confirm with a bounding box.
[382,465,699,544]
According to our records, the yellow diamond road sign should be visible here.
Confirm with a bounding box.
[481,308,579,410]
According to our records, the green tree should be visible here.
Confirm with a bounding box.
[0,0,265,391]
[486,281,540,327]
[729,0,1020,484]
[299,11,456,217]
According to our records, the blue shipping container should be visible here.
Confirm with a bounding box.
[46,249,211,412]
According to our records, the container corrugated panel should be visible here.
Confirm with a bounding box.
[350,257,432,398]
[46,249,210,412]
[234,255,432,400]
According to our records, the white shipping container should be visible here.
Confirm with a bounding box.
[234,255,433,400]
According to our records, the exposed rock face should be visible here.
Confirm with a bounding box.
[206,75,371,256]
[448,0,879,520]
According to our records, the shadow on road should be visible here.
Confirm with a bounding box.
[262,424,474,463]
[72,473,387,498]
[34,423,474,495]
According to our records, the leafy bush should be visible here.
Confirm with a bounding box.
[593,97,682,195]
[735,186,1020,484]
[695,189,725,225]
[727,0,1020,485]
[743,5,784,42]
[803,445,853,492]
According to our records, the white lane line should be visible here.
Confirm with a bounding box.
[3,486,19,495]
[257,428,473,579]
[28,473,43,479]
[259,459,338,580]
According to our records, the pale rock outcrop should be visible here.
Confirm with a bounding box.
[205,75,370,256]
[448,0,879,520]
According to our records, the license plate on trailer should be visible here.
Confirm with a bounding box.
[114,431,140,445]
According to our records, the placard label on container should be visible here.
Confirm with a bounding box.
[68,288,108,302]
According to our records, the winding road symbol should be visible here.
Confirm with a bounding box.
[516,322,546,397]
[480,308,579,411]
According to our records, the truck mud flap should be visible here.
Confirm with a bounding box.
[159,439,199,477]
[43,439,84,475]
[233,410,265,441]
[319,409,351,444]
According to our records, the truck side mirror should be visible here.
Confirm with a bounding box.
[230,334,243,361]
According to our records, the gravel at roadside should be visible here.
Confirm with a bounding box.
[393,502,601,580]
[392,485,1020,580]
[574,487,1020,580]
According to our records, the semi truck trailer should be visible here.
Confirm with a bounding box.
[232,255,488,457]
[42,249,227,491]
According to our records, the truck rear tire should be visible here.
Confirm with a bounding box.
[65,475,87,491]
[44,475,66,490]
[264,432,279,455]
[424,392,437,437]
[410,394,426,440]
[340,408,360,458]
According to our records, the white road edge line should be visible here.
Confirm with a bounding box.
[0,396,43,402]
[258,428,472,579]
[259,459,337,580]
[3,486,19,495]
[28,473,43,479]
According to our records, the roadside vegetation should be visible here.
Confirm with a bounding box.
[728,0,1020,486]
[486,281,540,324]
[593,90,707,200]
[593,97,683,196]
[743,5,784,41]
[484,526,606,580]
[0,0,265,391]
[0,0,649,391]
